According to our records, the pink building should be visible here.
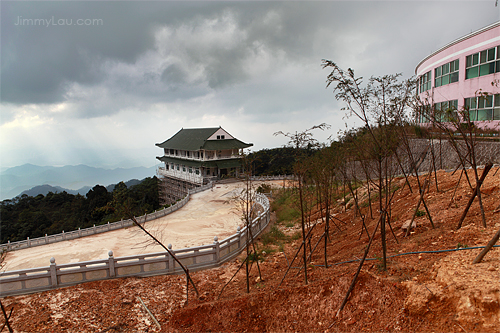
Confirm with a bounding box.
[415,21,500,129]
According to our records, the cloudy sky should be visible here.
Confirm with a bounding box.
[1,1,499,169]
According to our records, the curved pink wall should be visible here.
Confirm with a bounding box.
[415,21,500,130]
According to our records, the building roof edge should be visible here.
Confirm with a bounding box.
[415,20,500,75]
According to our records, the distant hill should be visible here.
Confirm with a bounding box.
[19,184,88,197]
[18,178,146,199]
[0,164,157,200]
[106,179,143,192]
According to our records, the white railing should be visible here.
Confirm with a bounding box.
[250,175,294,181]
[0,182,213,253]
[157,167,204,184]
[0,193,271,297]
[204,154,240,160]
[161,153,240,161]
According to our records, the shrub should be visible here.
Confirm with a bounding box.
[415,209,426,217]
[261,225,287,246]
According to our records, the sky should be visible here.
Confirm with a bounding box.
[1,1,499,169]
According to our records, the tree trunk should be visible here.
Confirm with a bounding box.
[456,164,493,230]
[473,227,500,264]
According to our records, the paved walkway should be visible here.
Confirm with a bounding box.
[4,181,281,271]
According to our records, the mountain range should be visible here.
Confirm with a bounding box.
[0,164,157,200]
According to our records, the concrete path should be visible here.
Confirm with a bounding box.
[4,181,281,271]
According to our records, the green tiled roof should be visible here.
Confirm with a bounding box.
[203,139,252,150]
[156,127,252,151]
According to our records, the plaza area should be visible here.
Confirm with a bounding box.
[3,181,282,271]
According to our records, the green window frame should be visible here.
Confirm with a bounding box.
[466,45,500,79]
[465,94,500,121]
[418,71,431,93]
[433,100,458,122]
[435,59,459,87]
[417,105,431,123]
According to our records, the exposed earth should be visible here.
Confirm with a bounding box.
[1,168,499,332]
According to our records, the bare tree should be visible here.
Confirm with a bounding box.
[415,87,499,228]
[109,193,200,303]
[322,62,416,317]
[323,61,414,270]
[275,124,329,284]
[231,151,263,293]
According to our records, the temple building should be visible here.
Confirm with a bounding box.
[156,127,253,204]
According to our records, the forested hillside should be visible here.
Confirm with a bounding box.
[0,177,160,244]
[249,147,315,176]
[0,147,306,244]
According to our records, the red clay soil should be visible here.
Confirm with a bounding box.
[2,167,499,332]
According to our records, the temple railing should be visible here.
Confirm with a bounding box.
[0,182,213,253]
[0,193,270,297]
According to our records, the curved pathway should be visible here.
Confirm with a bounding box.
[4,181,279,271]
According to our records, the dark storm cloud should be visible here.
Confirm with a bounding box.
[0,1,218,104]
[1,1,345,106]
[2,1,499,168]
[1,1,498,113]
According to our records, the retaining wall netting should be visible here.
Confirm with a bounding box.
[0,191,271,297]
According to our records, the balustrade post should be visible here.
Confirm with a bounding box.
[78,227,81,237]
[168,244,174,272]
[27,237,31,247]
[213,236,220,263]
[62,230,65,240]
[108,251,115,277]
[45,234,48,244]
[93,224,96,234]
[108,221,110,231]
[237,226,242,249]
[50,257,58,286]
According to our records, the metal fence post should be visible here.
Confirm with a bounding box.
[50,257,58,286]
[108,251,115,277]
[78,227,81,237]
[27,237,31,247]
[45,234,48,244]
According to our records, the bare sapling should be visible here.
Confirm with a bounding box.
[233,151,263,293]
[415,87,499,228]
[275,124,330,284]
[323,60,415,270]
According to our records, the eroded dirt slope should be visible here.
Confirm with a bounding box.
[2,168,499,332]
